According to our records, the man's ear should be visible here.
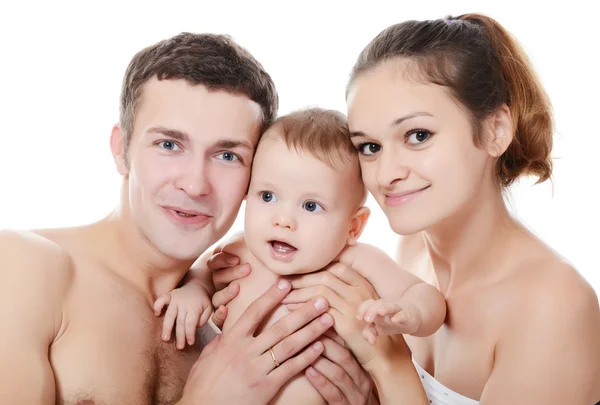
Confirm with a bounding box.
[483,104,514,158]
[110,124,129,176]
[346,206,370,246]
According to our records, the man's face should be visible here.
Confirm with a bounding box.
[114,78,262,261]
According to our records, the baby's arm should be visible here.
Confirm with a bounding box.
[153,243,222,349]
[337,243,446,340]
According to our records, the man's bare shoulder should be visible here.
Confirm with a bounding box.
[0,229,75,316]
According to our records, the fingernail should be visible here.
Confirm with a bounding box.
[314,298,328,310]
[312,341,323,351]
[277,279,290,290]
[228,283,237,292]
[320,313,333,325]
[307,366,318,376]
[239,264,250,274]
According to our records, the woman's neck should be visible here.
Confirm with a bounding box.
[423,188,525,296]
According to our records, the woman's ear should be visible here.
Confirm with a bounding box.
[483,104,514,158]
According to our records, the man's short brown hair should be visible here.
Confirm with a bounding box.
[119,32,278,159]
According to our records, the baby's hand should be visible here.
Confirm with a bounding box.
[153,283,213,350]
[356,299,423,345]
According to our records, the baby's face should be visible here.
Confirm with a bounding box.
[244,135,364,275]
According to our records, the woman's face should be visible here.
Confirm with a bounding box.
[346,60,497,235]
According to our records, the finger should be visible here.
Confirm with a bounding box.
[305,365,348,404]
[356,299,375,320]
[324,328,346,347]
[212,282,240,308]
[185,310,200,346]
[176,307,187,349]
[377,302,401,317]
[199,304,212,328]
[268,341,324,390]
[211,305,228,329]
[162,302,178,341]
[282,286,348,315]
[362,324,378,346]
[254,296,330,355]
[263,312,334,373]
[153,293,171,316]
[326,261,365,286]
[364,300,384,323]
[285,303,303,311]
[319,336,365,390]
[212,263,251,290]
[288,271,350,297]
[228,279,292,340]
[391,309,410,325]
[311,357,364,405]
[207,251,239,267]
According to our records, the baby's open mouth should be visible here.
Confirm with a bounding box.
[270,240,297,253]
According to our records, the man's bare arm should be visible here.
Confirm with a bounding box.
[0,230,73,404]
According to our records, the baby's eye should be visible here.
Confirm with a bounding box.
[260,191,277,203]
[303,201,324,213]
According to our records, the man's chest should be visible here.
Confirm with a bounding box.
[51,281,202,405]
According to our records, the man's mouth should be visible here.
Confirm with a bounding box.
[176,210,196,217]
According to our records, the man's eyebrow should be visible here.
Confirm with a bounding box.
[146,126,189,142]
[214,139,254,151]
[350,112,433,138]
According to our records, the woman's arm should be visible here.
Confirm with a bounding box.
[286,262,430,405]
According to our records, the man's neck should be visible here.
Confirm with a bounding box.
[94,209,196,303]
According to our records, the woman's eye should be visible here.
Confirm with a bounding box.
[406,130,432,145]
[358,143,381,156]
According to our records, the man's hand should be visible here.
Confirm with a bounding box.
[179,279,334,405]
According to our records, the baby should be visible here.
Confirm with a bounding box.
[154,108,447,404]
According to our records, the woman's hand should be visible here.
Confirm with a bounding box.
[283,261,383,367]
[307,334,373,405]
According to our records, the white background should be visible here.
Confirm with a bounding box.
[0,1,598,294]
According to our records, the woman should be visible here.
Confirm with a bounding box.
[212,13,600,405]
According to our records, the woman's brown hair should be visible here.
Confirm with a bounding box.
[349,13,553,187]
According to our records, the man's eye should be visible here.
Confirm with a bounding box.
[158,141,180,151]
[216,152,240,162]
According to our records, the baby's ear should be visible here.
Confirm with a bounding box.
[347,206,370,245]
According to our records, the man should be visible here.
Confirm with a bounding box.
[0,33,370,404]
